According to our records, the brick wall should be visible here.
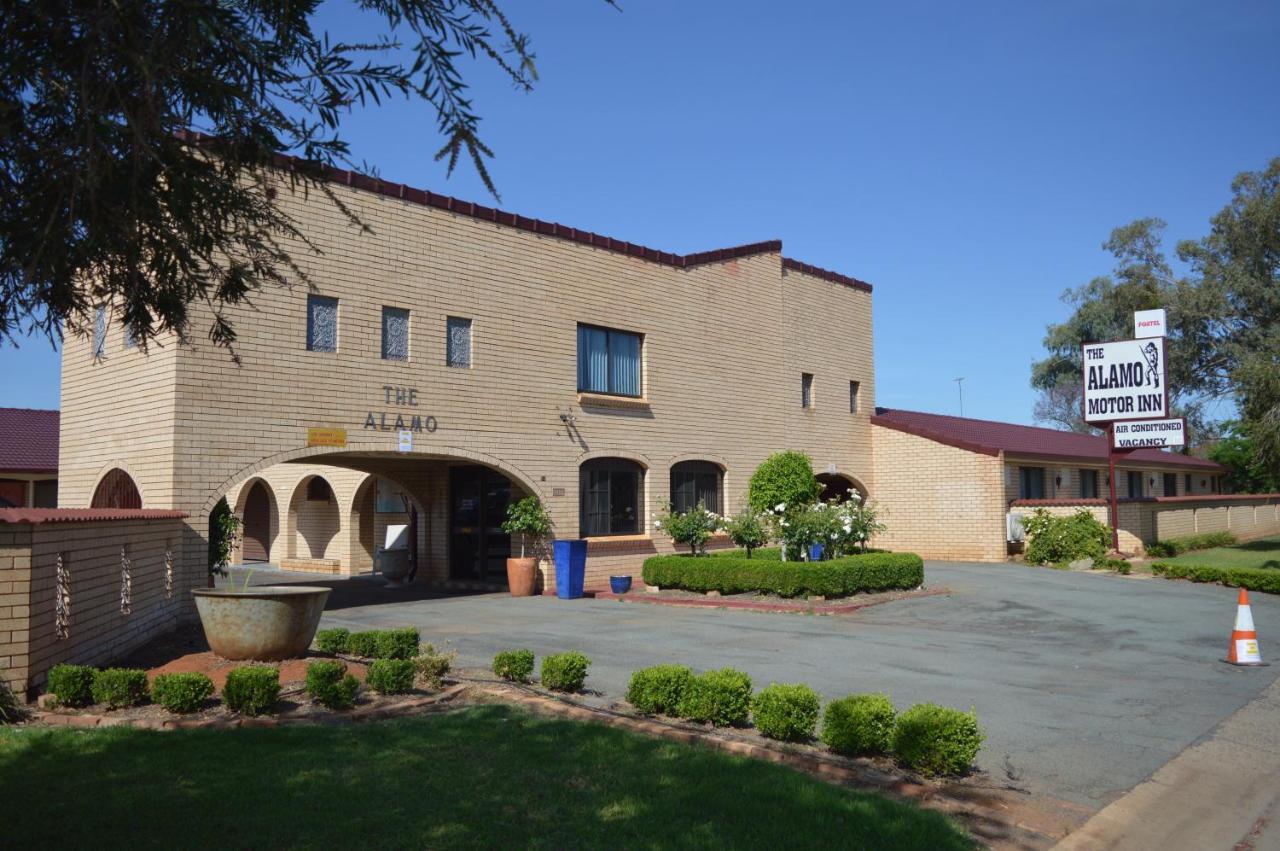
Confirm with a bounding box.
[1,514,188,697]
[870,424,1006,561]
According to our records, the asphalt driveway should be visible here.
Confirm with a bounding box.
[286,563,1280,810]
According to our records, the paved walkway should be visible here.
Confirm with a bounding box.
[242,562,1280,819]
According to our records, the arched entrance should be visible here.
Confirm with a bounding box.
[449,465,513,583]
[817,473,867,504]
[288,474,340,560]
[241,480,274,562]
[91,468,142,509]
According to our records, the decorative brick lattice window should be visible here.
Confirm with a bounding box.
[307,295,338,352]
[447,317,472,368]
[164,548,174,600]
[119,545,132,615]
[382,306,409,360]
[55,552,71,639]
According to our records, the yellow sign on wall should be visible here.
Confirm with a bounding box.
[307,427,347,448]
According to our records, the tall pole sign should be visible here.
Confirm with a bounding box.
[1081,318,1178,552]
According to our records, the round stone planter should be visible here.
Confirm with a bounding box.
[192,586,331,661]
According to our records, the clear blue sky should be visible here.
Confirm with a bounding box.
[3,0,1278,422]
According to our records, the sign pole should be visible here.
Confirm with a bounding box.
[1107,422,1120,553]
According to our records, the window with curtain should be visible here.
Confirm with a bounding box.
[1018,467,1045,500]
[307,295,338,352]
[1127,471,1144,498]
[1162,472,1178,496]
[1080,469,1099,499]
[580,458,643,536]
[670,461,723,514]
[576,324,642,396]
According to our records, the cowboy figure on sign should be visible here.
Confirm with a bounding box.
[1141,341,1160,388]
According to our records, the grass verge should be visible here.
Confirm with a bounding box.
[1154,535,1280,571]
[0,704,971,849]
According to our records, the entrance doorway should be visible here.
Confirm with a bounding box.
[449,466,512,583]
[242,481,272,562]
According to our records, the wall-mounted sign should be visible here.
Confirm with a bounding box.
[363,385,438,433]
[1112,417,1186,450]
[307,427,347,447]
[397,430,413,453]
[1134,308,1167,339]
[1082,338,1168,423]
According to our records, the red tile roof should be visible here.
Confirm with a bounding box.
[871,408,1224,471]
[0,407,59,473]
[174,130,873,293]
[0,508,187,525]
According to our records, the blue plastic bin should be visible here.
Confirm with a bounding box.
[553,539,588,599]
[808,543,825,562]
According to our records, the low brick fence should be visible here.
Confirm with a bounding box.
[1,509,190,698]
[1009,494,1280,556]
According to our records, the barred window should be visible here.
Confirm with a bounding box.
[307,295,338,352]
[382,306,409,360]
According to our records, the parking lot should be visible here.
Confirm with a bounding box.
[290,562,1280,810]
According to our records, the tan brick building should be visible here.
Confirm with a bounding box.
[57,164,876,590]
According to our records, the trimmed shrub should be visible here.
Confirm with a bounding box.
[751,683,820,742]
[626,664,694,715]
[306,660,359,710]
[677,668,752,727]
[492,649,536,683]
[1147,532,1236,558]
[541,651,591,693]
[642,551,923,598]
[1022,508,1110,566]
[315,628,350,654]
[821,693,896,755]
[91,668,150,709]
[375,627,421,660]
[345,631,381,658]
[152,672,215,714]
[892,703,984,776]
[223,666,280,716]
[367,659,416,695]
[746,450,821,515]
[414,644,456,690]
[1153,562,1280,594]
[46,663,95,708]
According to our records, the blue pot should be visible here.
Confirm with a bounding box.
[808,543,825,562]
[553,539,588,599]
[609,575,632,594]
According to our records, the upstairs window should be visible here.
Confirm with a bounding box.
[671,461,723,514]
[92,305,107,359]
[849,380,860,414]
[1018,467,1045,500]
[802,373,814,409]
[577,324,641,396]
[307,295,338,352]
[1080,469,1099,499]
[447,317,472,368]
[381,307,409,361]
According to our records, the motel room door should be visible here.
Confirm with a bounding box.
[448,466,512,584]
[241,481,272,562]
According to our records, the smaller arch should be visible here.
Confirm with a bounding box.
[816,472,868,504]
[91,468,142,509]
[234,478,279,563]
[287,474,340,560]
[670,459,725,514]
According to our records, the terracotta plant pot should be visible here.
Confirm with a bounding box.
[506,557,538,597]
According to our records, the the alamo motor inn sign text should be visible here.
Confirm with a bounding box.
[1082,339,1168,423]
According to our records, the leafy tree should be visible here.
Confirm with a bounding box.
[1207,423,1280,494]
[1,1,550,350]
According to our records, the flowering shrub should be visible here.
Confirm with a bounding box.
[723,508,768,558]
[655,503,722,555]
[1023,508,1111,566]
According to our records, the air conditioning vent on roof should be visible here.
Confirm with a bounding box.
[1006,512,1026,543]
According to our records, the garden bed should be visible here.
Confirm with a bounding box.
[595,584,946,615]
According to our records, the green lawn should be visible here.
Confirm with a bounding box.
[0,704,971,849]
[1159,535,1280,570]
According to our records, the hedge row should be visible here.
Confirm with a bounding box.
[642,552,924,597]
[1146,532,1236,558]
[1152,562,1280,594]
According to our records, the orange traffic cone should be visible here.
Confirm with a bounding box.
[1225,588,1265,666]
